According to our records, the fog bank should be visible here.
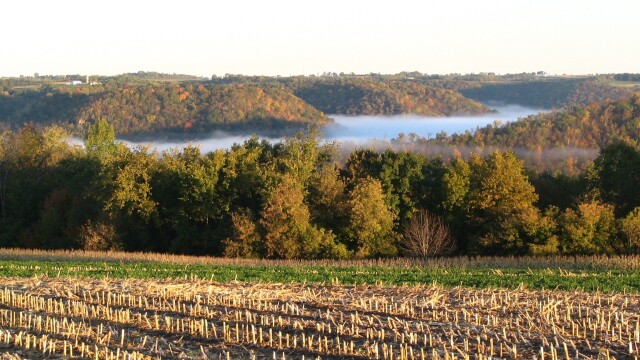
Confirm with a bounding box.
[119,105,547,153]
[325,104,546,143]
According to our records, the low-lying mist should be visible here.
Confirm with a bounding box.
[120,104,547,153]
[70,104,598,172]
[335,140,598,175]
[325,104,546,143]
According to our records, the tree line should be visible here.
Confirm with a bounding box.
[614,73,640,82]
[2,120,640,258]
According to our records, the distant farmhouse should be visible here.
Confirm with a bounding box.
[68,75,100,86]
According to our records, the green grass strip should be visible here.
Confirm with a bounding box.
[1,260,639,293]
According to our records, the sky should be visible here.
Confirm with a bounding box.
[3,0,639,77]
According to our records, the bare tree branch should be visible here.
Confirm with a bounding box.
[401,210,456,257]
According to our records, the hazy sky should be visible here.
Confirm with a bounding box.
[3,0,638,77]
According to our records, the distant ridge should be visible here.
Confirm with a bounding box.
[285,78,491,116]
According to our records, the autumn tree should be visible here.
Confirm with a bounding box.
[260,175,346,259]
[223,209,263,258]
[559,201,619,254]
[347,177,398,258]
[460,151,541,254]
[78,220,122,251]
[307,164,349,233]
[620,207,640,254]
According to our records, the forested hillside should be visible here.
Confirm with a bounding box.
[3,73,634,139]
[0,84,330,137]
[0,77,493,136]
[76,83,330,136]
[459,78,635,109]
[425,94,640,149]
[214,73,636,112]
[285,78,491,115]
[0,88,93,131]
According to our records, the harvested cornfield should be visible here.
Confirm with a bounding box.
[0,277,638,359]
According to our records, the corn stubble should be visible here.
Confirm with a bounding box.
[0,277,638,360]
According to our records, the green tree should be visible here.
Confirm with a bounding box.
[219,137,274,215]
[377,151,427,224]
[530,172,585,211]
[587,141,640,217]
[105,150,158,221]
[100,147,159,251]
[46,154,104,249]
[442,157,471,214]
[0,131,12,221]
[441,157,472,250]
[278,127,335,186]
[152,146,225,253]
[84,119,118,161]
[0,125,74,247]
[342,149,382,185]
[343,150,443,227]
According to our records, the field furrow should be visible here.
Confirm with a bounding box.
[0,277,637,359]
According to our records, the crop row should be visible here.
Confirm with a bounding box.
[0,276,638,359]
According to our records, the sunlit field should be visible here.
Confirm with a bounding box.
[2,249,640,292]
[1,249,640,359]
